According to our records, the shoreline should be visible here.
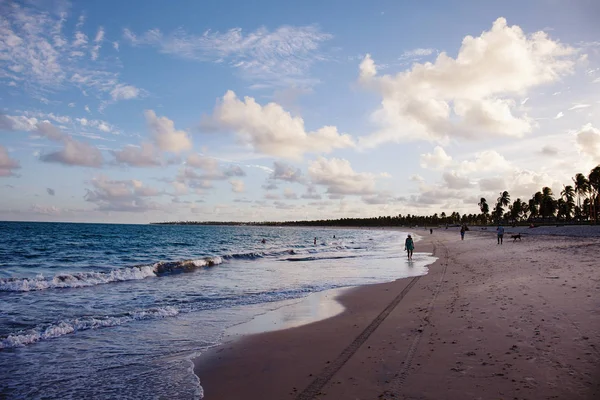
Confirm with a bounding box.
[193,229,600,400]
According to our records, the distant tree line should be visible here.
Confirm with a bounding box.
[153,165,600,227]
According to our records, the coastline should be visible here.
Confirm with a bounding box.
[193,228,600,400]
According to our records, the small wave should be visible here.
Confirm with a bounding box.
[154,256,222,274]
[0,307,179,349]
[223,251,265,261]
[0,256,223,292]
[283,255,361,262]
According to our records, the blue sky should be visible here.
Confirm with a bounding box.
[1,0,599,223]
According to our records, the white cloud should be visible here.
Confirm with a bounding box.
[40,137,104,167]
[0,113,38,131]
[229,179,245,193]
[0,4,142,106]
[85,176,162,212]
[123,25,332,87]
[409,174,424,182]
[73,31,88,47]
[358,18,578,147]
[268,161,305,183]
[110,84,141,100]
[113,41,119,51]
[442,171,472,189]
[479,177,506,191]
[0,146,20,176]
[283,188,298,199]
[308,157,377,195]
[202,91,354,160]
[456,150,511,174]
[568,104,591,111]
[145,110,192,153]
[301,185,321,199]
[186,153,219,171]
[575,123,600,160]
[112,143,161,167]
[91,27,104,61]
[176,164,246,190]
[420,146,452,170]
[555,112,564,119]
[399,48,435,59]
[540,145,559,156]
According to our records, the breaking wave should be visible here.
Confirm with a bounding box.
[0,256,223,292]
[0,306,179,349]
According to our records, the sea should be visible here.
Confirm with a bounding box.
[0,222,435,399]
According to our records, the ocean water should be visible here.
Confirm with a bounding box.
[0,222,434,399]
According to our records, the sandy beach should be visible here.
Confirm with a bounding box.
[194,227,600,400]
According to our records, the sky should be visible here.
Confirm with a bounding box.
[1,0,599,223]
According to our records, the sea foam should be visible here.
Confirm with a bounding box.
[0,306,179,349]
[0,256,223,292]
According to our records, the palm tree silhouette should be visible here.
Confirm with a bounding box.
[560,185,575,220]
[573,173,589,219]
[589,166,600,223]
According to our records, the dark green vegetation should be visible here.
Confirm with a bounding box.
[154,165,600,227]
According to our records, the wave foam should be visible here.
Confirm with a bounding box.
[0,306,179,349]
[0,256,224,292]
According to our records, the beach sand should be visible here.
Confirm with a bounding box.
[194,228,600,400]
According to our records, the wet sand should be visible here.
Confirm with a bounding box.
[194,229,600,400]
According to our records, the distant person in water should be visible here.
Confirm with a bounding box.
[404,234,414,260]
[333,235,336,239]
[261,239,266,244]
[497,225,505,245]
[460,225,465,240]
[314,237,317,245]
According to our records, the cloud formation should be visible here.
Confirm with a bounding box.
[202,91,354,160]
[85,176,162,212]
[0,3,141,106]
[575,123,600,161]
[0,146,20,177]
[145,110,192,153]
[420,146,452,170]
[123,25,332,87]
[358,18,578,147]
[308,157,377,195]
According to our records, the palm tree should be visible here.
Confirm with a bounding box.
[573,173,589,219]
[478,198,489,224]
[556,198,567,221]
[588,165,600,223]
[495,191,510,223]
[528,197,539,219]
[510,198,526,223]
[560,185,575,221]
[540,187,556,218]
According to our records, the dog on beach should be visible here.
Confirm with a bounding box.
[511,233,522,242]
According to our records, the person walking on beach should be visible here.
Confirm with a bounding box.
[404,234,414,260]
[497,225,505,245]
[430,228,433,234]
[460,225,466,240]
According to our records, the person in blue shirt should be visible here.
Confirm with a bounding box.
[497,225,505,244]
[405,234,414,260]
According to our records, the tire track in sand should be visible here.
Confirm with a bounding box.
[295,242,441,400]
[380,239,449,399]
